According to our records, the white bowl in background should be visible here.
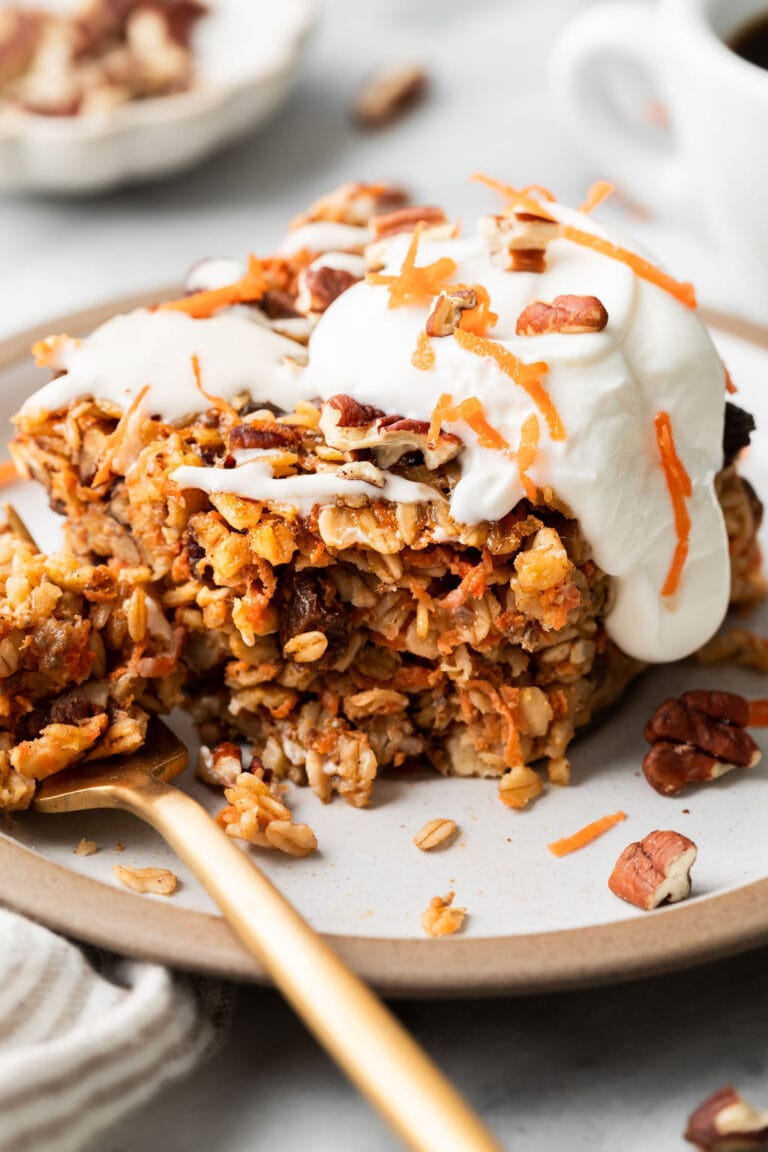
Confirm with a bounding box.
[0,0,315,194]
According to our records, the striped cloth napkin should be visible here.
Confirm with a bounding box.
[0,908,231,1152]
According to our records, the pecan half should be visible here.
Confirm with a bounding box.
[228,421,301,453]
[643,690,760,795]
[608,830,697,910]
[516,294,608,336]
[371,205,448,239]
[296,265,358,314]
[426,288,477,337]
[326,394,385,428]
[352,62,428,128]
[478,212,560,273]
[685,1086,768,1151]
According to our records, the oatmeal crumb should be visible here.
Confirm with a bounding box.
[74,838,98,856]
[421,891,466,937]
[113,864,178,896]
[413,818,458,851]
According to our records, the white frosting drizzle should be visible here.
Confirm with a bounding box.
[171,458,443,517]
[306,251,367,278]
[21,200,732,664]
[185,257,246,292]
[23,309,310,421]
[278,222,370,257]
[299,206,729,664]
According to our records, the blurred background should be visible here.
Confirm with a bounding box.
[1,0,741,341]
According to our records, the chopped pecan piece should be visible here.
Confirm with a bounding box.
[516,294,608,335]
[642,690,760,795]
[291,181,407,229]
[371,205,447,239]
[320,400,461,470]
[685,1086,768,1151]
[228,421,301,453]
[478,212,560,273]
[296,265,358,314]
[608,830,697,910]
[326,394,385,427]
[0,8,44,87]
[426,288,477,337]
[352,62,428,128]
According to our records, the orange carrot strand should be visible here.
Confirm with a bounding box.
[748,699,768,727]
[453,328,565,441]
[654,411,692,597]
[160,254,267,319]
[458,283,498,337]
[517,413,539,502]
[0,460,20,487]
[724,365,738,395]
[191,354,239,422]
[548,811,627,857]
[579,180,615,213]
[561,225,697,309]
[411,330,435,371]
[471,172,558,222]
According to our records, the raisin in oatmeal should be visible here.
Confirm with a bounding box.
[3,178,763,819]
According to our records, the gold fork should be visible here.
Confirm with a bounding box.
[33,716,504,1152]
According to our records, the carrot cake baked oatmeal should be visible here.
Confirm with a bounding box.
[3,178,764,814]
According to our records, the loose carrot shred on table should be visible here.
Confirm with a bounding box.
[654,411,692,597]
[724,365,738,394]
[159,254,268,319]
[470,172,558,222]
[458,283,498,337]
[453,328,565,441]
[548,811,627,857]
[579,180,615,214]
[411,330,435,370]
[0,459,20,487]
[561,225,697,309]
[748,699,768,726]
[366,222,458,309]
[191,354,239,422]
[516,413,539,502]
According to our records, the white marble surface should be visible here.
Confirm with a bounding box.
[2,1,766,1149]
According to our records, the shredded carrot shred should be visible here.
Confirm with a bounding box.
[0,459,20,487]
[561,226,697,309]
[654,411,693,597]
[366,222,458,309]
[458,283,498,337]
[516,413,539,502]
[548,811,627,857]
[724,365,737,395]
[460,397,511,451]
[411,330,435,371]
[579,180,615,213]
[471,172,557,222]
[31,334,77,367]
[159,254,268,319]
[453,328,564,441]
[428,393,510,452]
[191,353,239,422]
[748,699,768,726]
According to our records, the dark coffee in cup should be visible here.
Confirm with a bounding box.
[730,12,768,69]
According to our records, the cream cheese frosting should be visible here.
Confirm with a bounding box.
[22,198,731,664]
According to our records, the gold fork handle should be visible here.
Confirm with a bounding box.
[116,776,505,1152]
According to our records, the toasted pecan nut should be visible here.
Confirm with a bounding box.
[0,8,44,87]
[685,1086,768,1151]
[228,421,301,453]
[426,288,477,337]
[608,829,697,910]
[516,294,609,336]
[643,690,761,796]
[478,212,560,273]
[297,265,358,314]
[291,181,407,230]
[326,394,385,427]
[371,205,448,239]
[352,62,428,128]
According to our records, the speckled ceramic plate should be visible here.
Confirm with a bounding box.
[0,296,767,996]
